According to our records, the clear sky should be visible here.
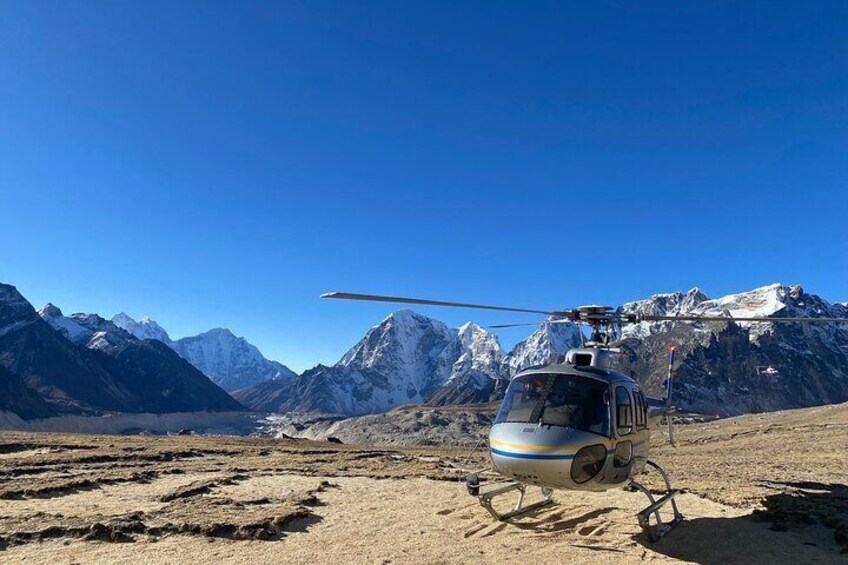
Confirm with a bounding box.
[2,1,846,372]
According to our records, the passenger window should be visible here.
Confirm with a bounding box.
[634,391,647,431]
[613,440,633,467]
[615,386,633,436]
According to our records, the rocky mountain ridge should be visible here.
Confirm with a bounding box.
[1,284,243,417]
[233,309,585,415]
[237,283,847,419]
[111,314,296,392]
[619,284,848,415]
[4,281,845,423]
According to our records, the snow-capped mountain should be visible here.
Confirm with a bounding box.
[338,310,457,382]
[620,283,844,343]
[0,284,243,417]
[455,322,506,379]
[299,310,461,414]
[111,313,295,392]
[235,311,505,415]
[169,328,296,392]
[112,312,171,342]
[619,288,710,339]
[40,305,135,352]
[235,311,583,415]
[429,322,507,405]
[504,321,583,374]
[237,283,848,418]
[619,284,848,415]
[10,279,846,420]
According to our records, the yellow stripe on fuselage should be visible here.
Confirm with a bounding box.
[489,437,612,454]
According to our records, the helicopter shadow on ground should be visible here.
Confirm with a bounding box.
[637,481,848,565]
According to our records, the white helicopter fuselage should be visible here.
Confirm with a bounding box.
[487,349,653,492]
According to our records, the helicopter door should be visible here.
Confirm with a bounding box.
[610,386,636,481]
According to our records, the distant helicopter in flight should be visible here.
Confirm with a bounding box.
[322,291,848,540]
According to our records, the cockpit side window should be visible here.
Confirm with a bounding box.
[615,386,633,436]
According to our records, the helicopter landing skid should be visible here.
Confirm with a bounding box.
[630,460,684,542]
[466,474,554,521]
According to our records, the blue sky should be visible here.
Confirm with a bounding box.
[1,1,846,372]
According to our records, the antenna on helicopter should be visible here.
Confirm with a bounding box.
[665,346,677,447]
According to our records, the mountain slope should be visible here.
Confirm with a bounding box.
[95,339,246,413]
[0,364,57,419]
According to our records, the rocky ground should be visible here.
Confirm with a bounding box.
[0,402,846,564]
[260,403,499,447]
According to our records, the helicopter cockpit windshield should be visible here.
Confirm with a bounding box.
[495,374,610,437]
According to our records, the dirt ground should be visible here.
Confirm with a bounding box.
[0,402,846,564]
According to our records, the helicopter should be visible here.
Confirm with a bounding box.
[756,365,781,378]
[321,291,848,541]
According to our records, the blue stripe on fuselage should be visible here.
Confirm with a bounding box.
[490,447,575,460]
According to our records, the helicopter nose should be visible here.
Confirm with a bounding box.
[488,424,608,489]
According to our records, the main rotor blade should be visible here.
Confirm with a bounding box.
[489,319,577,329]
[640,315,848,323]
[321,292,558,316]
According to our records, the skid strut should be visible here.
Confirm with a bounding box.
[630,460,684,541]
[466,474,553,521]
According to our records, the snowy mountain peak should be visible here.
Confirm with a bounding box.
[705,283,790,319]
[38,303,64,318]
[169,328,296,392]
[193,327,236,340]
[458,320,493,341]
[340,309,455,371]
[619,283,847,342]
[505,321,583,374]
[38,308,135,351]
[379,309,452,333]
[454,321,505,375]
[111,314,295,392]
[621,287,710,319]
[112,312,135,326]
[111,312,171,343]
[684,287,710,307]
[457,321,503,355]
